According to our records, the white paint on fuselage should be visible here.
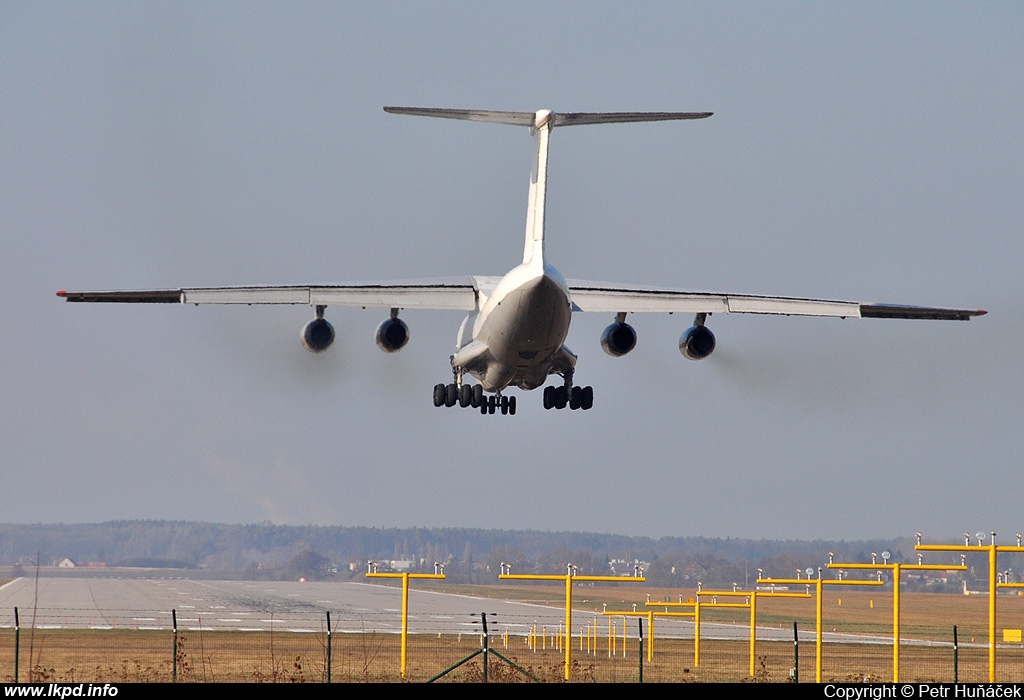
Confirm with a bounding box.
[449,109,572,393]
[452,261,573,392]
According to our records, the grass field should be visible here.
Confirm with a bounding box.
[439,583,1024,643]
[5,581,1024,682]
[1,624,1018,683]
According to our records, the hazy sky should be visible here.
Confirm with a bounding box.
[2,3,1021,542]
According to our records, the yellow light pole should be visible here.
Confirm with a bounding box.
[639,598,699,665]
[828,549,966,682]
[366,561,446,678]
[601,608,654,660]
[758,569,883,682]
[692,584,811,677]
[601,604,697,662]
[499,562,644,680]
[916,531,1024,682]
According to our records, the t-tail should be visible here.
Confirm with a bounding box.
[383,108,713,270]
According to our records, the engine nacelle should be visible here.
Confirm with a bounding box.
[375,317,409,352]
[679,324,715,360]
[301,317,335,353]
[600,321,637,357]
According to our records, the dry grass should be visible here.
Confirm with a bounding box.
[4,585,1024,682]
[3,628,1019,683]
[436,583,1024,643]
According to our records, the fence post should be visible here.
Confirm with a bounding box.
[953,625,958,683]
[637,618,643,683]
[326,611,332,684]
[172,609,177,683]
[793,621,799,683]
[13,607,19,684]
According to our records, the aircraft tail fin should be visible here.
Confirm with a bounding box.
[383,108,712,266]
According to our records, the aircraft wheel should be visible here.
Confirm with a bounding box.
[472,384,484,408]
[480,397,489,415]
[581,386,594,410]
[543,386,555,410]
[433,383,446,407]
[508,396,517,416]
[459,384,472,408]
[554,386,568,410]
[569,386,582,410]
[487,396,497,414]
[445,383,458,407]
[500,396,509,415]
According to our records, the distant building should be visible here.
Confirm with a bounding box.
[608,558,649,577]
[906,569,950,586]
[58,558,75,568]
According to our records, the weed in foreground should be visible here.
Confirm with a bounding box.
[741,655,772,683]
[448,657,598,683]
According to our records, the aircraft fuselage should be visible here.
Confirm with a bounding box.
[453,261,574,392]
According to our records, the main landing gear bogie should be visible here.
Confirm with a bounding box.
[432,382,515,416]
[543,384,594,411]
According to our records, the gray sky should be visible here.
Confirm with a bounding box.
[2,3,1021,542]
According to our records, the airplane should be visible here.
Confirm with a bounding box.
[57,107,986,416]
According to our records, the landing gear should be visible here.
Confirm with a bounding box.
[474,392,515,415]
[436,382,480,409]
[433,368,514,415]
[543,371,593,411]
[569,385,594,410]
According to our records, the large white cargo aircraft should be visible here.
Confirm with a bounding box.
[58,107,985,415]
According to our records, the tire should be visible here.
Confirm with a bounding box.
[445,383,458,407]
[500,396,509,415]
[508,396,517,416]
[543,386,555,410]
[581,386,594,410]
[570,386,582,410]
[472,384,484,408]
[554,386,568,410]
[433,383,446,407]
[459,384,472,408]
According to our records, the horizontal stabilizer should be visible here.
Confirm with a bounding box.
[384,107,536,126]
[384,107,712,128]
[552,111,713,126]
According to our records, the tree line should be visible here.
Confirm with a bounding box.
[0,521,999,590]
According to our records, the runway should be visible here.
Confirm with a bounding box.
[0,576,562,634]
[0,575,881,645]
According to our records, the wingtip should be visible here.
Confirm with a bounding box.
[56,290,67,298]
[976,309,988,316]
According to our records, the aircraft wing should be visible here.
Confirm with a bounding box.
[56,277,494,311]
[566,280,986,321]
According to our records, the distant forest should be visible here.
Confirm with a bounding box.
[0,521,1003,591]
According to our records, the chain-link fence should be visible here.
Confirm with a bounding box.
[4,610,1024,682]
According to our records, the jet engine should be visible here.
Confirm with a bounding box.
[301,317,335,353]
[600,319,637,357]
[679,324,715,360]
[375,316,409,352]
